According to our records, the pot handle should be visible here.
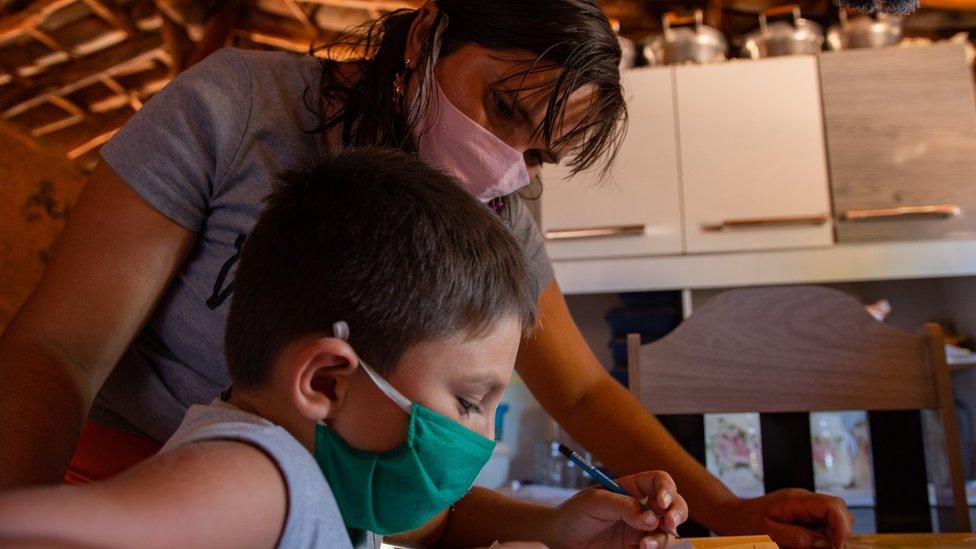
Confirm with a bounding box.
[663,9,704,34]
[760,4,802,32]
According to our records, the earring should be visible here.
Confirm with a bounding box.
[393,57,413,99]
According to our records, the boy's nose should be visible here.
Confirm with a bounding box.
[483,412,496,440]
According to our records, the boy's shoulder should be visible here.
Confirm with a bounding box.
[161,400,368,549]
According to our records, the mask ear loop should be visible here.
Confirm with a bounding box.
[332,321,414,415]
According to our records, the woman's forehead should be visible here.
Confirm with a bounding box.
[486,50,599,143]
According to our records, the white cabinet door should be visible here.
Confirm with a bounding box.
[675,56,833,254]
[540,67,684,261]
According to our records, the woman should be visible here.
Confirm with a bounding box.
[0,1,851,547]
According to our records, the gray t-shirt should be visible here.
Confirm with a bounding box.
[94,48,553,442]
[160,400,379,549]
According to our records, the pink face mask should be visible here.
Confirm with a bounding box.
[411,49,530,202]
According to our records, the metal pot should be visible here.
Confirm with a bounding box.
[641,10,728,66]
[741,5,824,58]
[611,19,638,70]
[826,10,903,50]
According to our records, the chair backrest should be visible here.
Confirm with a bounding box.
[627,285,939,415]
[627,285,969,532]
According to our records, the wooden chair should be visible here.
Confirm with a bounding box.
[626,285,970,533]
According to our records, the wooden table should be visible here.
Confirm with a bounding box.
[678,534,976,549]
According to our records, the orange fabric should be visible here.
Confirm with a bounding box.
[63,421,162,484]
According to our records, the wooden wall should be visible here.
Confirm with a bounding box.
[0,121,86,332]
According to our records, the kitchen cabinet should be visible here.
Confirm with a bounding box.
[675,56,834,254]
[820,44,976,243]
[539,66,684,260]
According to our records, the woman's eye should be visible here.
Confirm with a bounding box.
[494,95,515,120]
[457,398,483,417]
[526,150,544,166]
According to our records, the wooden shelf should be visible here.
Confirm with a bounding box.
[552,238,976,295]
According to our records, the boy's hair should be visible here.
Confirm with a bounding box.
[225,147,538,388]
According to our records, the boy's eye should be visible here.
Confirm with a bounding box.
[457,397,483,417]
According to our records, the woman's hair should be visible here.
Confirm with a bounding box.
[309,0,626,176]
[225,148,538,388]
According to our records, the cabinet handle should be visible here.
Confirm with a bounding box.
[701,214,830,232]
[545,224,646,241]
[840,204,962,222]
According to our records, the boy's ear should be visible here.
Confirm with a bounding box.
[288,337,360,422]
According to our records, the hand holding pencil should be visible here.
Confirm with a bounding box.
[542,443,688,549]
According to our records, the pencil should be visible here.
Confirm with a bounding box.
[557,443,680,538]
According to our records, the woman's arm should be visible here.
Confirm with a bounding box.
[516,281,735,527]
[0,161,195,487]
[0,440,287,548]
[517,281,852,548]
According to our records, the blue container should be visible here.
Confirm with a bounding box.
[604,306,680,339]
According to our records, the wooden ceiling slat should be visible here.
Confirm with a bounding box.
[66,126,116,158]
[42,103,131,150]
[0,32,162,111]
[184,0,243,68]
[297,0,418,10]
[46,93,86,115]
[281,0,318,35]
[0,0,78,44]
[80,0,133,36]
[31,112,85,136]
[159,11,191,71]
[24,26,73,56]
[2,47,164,118]
[922,0,976,9]
[98,74,143,109]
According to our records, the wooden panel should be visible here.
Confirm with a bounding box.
[0,120,85,332]
[635,286,936,414]
[540,66,684,260]
[675,56,833,254]
[820,44,976,243]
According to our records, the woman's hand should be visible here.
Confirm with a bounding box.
[713,489,853,549]
[544,471,688,549]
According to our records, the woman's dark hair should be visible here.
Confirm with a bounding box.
[225,148,538,388]
[309,0,626,176]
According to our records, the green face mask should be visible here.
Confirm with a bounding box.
[314,322,496,535]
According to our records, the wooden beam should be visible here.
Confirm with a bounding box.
[42,104,132,151]
[0,32,162,111]
[23,27,74,58]
[80,0,134,37]
[98,75,143,110]
[282,0,319,35]
[46,94,86,116]
[0,0,76,44]
[184,0,243,68]
[921,0,976,9]
[67,127,116,159]
[297,0,419,9]
[159,11,192,73]
[30,113,85,137]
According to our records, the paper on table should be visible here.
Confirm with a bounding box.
[848,533,976,548]
[670,535,778,549]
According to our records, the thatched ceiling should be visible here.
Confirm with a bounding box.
[2,0,975,171]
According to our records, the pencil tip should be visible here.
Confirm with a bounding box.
[557,443,573,458]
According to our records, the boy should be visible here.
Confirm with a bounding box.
[0,148,686,548]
